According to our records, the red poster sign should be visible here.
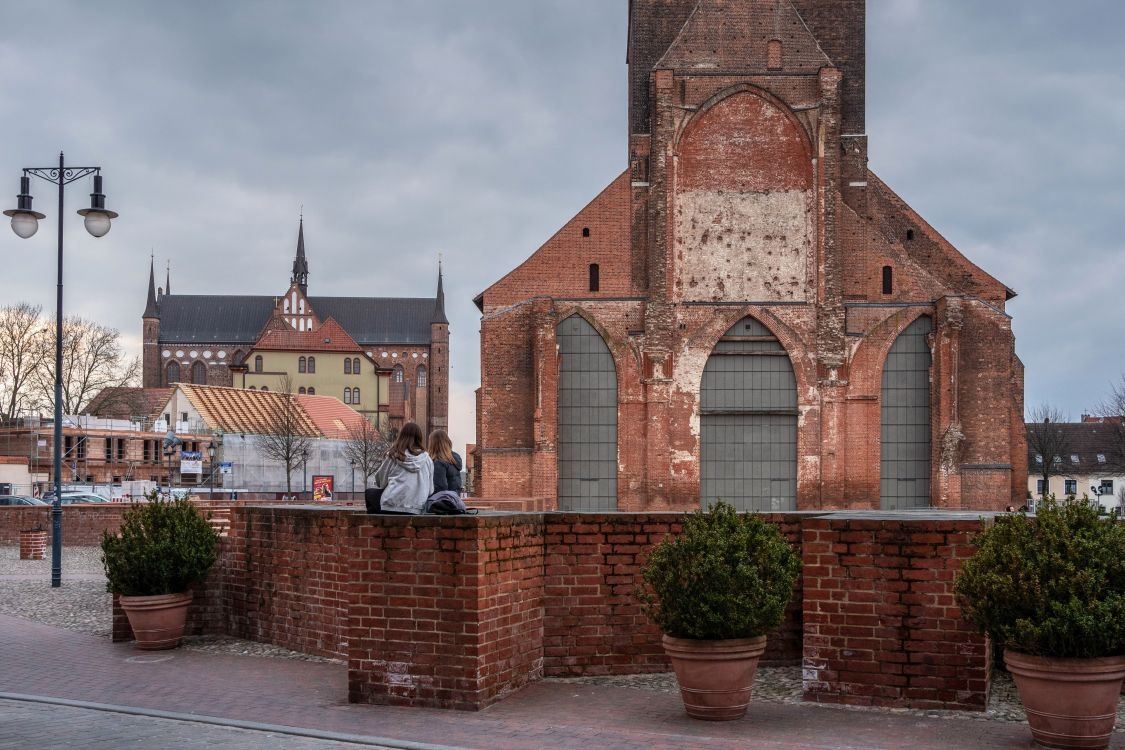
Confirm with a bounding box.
[312,475,334,502]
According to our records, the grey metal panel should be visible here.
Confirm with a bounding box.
[880,316,933,510]
[557,315,617,511]
[700,317,797,512]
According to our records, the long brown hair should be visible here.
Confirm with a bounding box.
[389,422,425,461]
[426,429,454,464]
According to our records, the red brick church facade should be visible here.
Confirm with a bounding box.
[474,0,1026,511]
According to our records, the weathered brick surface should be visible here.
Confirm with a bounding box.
[801,516,990,710]
[0,505,129,545]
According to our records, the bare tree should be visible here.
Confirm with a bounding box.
[32,315,140,415]
[256,375,313,496]
[0,303,50,419]
[343,418,390,489]
[1026,403,1073,497]
[1096,374,1125,469]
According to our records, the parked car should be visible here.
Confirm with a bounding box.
[42,492,110,505]
[0,495,47,506]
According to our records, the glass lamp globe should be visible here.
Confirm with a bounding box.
[83,211,112,238]
[10,212,39,239]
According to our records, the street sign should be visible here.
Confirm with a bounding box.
[219,462,233,475]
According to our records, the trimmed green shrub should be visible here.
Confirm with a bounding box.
[637,501,800,640]
[954,497,1125,658]
[101,493,219,597]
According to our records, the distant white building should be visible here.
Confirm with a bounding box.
[1027,419,1124,511]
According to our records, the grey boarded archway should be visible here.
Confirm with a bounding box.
[556,315,617,510]
[880,315,934,509]
[700,317,797,511]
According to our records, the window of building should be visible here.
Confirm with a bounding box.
[76,436,87,459]
[906,229,915,241]
[1070,454,1080,464]
[1036,479,1046,495]
[117,439,126,460]
[143,440,151,462]
[1097,453,1107,463]
[307,356,316,373]
[417,366,427,388]
[167,361,180,383]
[344,358,351,374]
[254,355,263,373]
[393,366,404,383]
[299,356,307,373]
[1064,479,1077,496]
[767,39,782,70]
[353,357,360,374]
[589,263,600,292]
[882,266,893,295]
[1052,455,1062,465]
[343,388,351,404]
[353,387,360,403]
[1101,480,1115,495]
[104,437,113,459]
[307,387,315,395]
[191,361,206,385]
[232,351,245,366]
[249,386,256,390]
[1034,454,1043,464]
[261,386,269,392]
[298,387,306,395]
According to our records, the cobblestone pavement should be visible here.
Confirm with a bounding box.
[0,698,402,749]
[0,548,1120,746]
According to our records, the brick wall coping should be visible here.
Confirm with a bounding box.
[816,510,1002,521]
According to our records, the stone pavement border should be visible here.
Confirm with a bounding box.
[0,693,456,750]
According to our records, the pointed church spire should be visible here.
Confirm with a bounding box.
[143,255,159,318]
[431,257,448,325]
[165,260,171,297]
[291,214,309,294]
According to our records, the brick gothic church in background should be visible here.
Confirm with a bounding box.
[475,0,1026,511]
[141,220,449,436]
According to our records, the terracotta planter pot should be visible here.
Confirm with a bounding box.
[1004,648,1125,749]
[119,592,193,650]
[662,634,767,720]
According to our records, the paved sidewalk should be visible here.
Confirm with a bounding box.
[2,612,1120,749]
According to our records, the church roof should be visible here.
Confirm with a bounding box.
[254,317,363,352]
[158,295,436,346]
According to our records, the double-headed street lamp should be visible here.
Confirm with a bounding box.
[6,153,118,588]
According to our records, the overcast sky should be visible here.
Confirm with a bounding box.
[1,0,1122,454]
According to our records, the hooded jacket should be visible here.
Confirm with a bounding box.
[432,452,463,494]
[374,450,434,514]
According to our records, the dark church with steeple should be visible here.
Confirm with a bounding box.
[142,220,448,435]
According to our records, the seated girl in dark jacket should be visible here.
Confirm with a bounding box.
[427,429,462,494]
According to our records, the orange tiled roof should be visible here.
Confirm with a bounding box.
[86,387,173,419]
[296,394,369,439]
[176,384,322,437]
[254,317,362,352]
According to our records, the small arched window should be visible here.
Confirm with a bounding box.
[393,365,404,383]
[167,361,180,384]
[307,356,316,373]
[298,387,306,395]
[417,366,427,388]
[191,361,206,385]
[254,355,263,373]
[352,357,360,374]
[353,387,361,404]
[307,386,315,395]
[298,356,307,373]
[589,264,600,292]
[249,385,256,390]
[344,358,352,375]
[882,265,893,295]
[343,388,352,404]
[261,386,269,392]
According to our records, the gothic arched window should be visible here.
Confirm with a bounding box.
[393,365,404,383]
[191,361,206,385]
[298,356,307,373]
[344,358,352,375]
[254,355,263,373]
[352,357,361,374]
[307,356,316,373]
[167,361,180,384]
[417,366,427,388]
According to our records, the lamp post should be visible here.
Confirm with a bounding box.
[302,448,309,497]
[207,442,216,498]
[350,460,356,497]
[6,153,117,588]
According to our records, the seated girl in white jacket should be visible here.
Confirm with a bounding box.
[373,422,433,514]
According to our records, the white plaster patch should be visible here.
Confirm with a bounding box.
[675,190,812,302]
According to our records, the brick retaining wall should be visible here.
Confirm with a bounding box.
[0,505,129,545]
[105,506,993,712]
